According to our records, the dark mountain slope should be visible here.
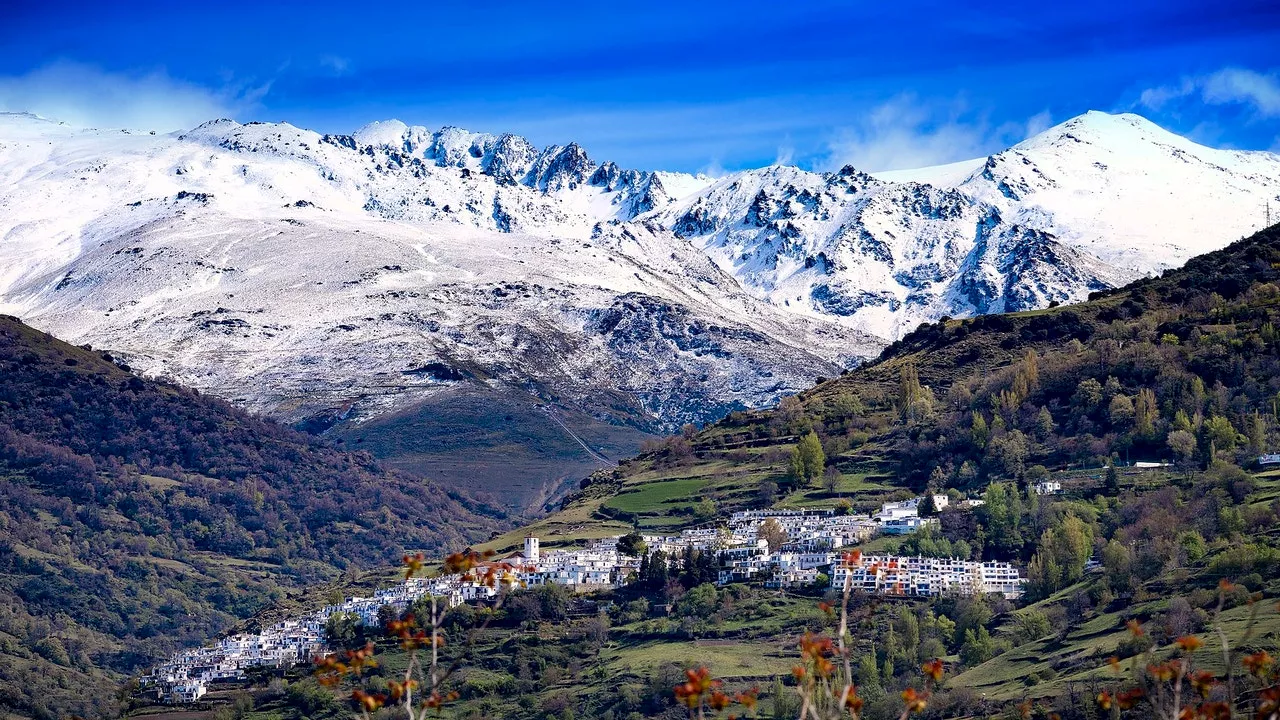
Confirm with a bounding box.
[0,315,505,719]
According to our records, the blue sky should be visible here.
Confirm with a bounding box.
[1,0,1278,172]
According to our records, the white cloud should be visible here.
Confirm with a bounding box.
[818,95,1051,172]
[774,142,796,166]
[319,55,352,76]
[0,61,267,132]
[1024,110,1054,138]
[1140,67,1280,118]
[698,158,730,178]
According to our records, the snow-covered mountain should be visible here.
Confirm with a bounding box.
[658,111,1280,339]
[0,111,867,409]
[1,109,1277,506]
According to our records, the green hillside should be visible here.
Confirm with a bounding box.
[14,222,1280,720]
[481,224,1280,557]
[0,317,506,720]
[175,225,1280,720]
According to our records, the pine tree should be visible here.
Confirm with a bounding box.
[1035,406,1055,438]
[918,493,938,517]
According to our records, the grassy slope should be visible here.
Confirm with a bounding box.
[330,384,656,514]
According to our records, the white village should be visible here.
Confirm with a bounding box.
[144,494,1024,703]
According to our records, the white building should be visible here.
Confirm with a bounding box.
[829,555,1023,599]
[147,493,990,704]
[881,516,937,535]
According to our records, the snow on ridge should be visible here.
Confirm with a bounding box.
[352,118,411,148]
[2,109,1279,438]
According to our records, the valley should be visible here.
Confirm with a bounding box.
[117,223,1280,720]
[6,5,1280,720]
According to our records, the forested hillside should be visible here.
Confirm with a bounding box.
[423,224,1280,718]
[0,316,505,720]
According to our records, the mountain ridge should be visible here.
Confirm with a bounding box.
[1,109,1277,509]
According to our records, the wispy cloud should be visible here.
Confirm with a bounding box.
[319,55,352,76]
[0,61,268,132]
[818,95,1052,172]
[1140,67,1280,118]
[773,140,796,166]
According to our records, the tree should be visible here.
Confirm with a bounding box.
[855,652,881,692]
[1202,415,1241,457]
[971,411,990,449]
[642,550,668,589]
[828,391,863,419]
[821,465,841,494]
[376,604,400,631]
[758,517,788,553]
[917,493,938,517]
[675,583,718,618]
[927,465,947,492]
[1167,429,1197,467]
[980,483,1025,558]
[1134,388,1159,438]
[1025,465,1050,485]
[1073,378,1104,409]
[1247,411,1267,455]
[694,497,717,520]
[1105,462,1120,493]
[791,431,825,484]
[1021,349,1040,389]
[959,626,997,666]
[1012,611,1052,645]
[617,531,647,558]
[324,612,361,649]
[770,676,801,719]
[1026,514,1094,598]
[1035,406,1055,439]
[1108,394,1135,428]
[898,363,934,423]
[1101,539,1134,592]
[777,395,807,429]
[788,447,806,483]
[987,430,1029,479]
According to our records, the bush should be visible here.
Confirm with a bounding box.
[1237,572,1265,592]
[1116,631,1154,658]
